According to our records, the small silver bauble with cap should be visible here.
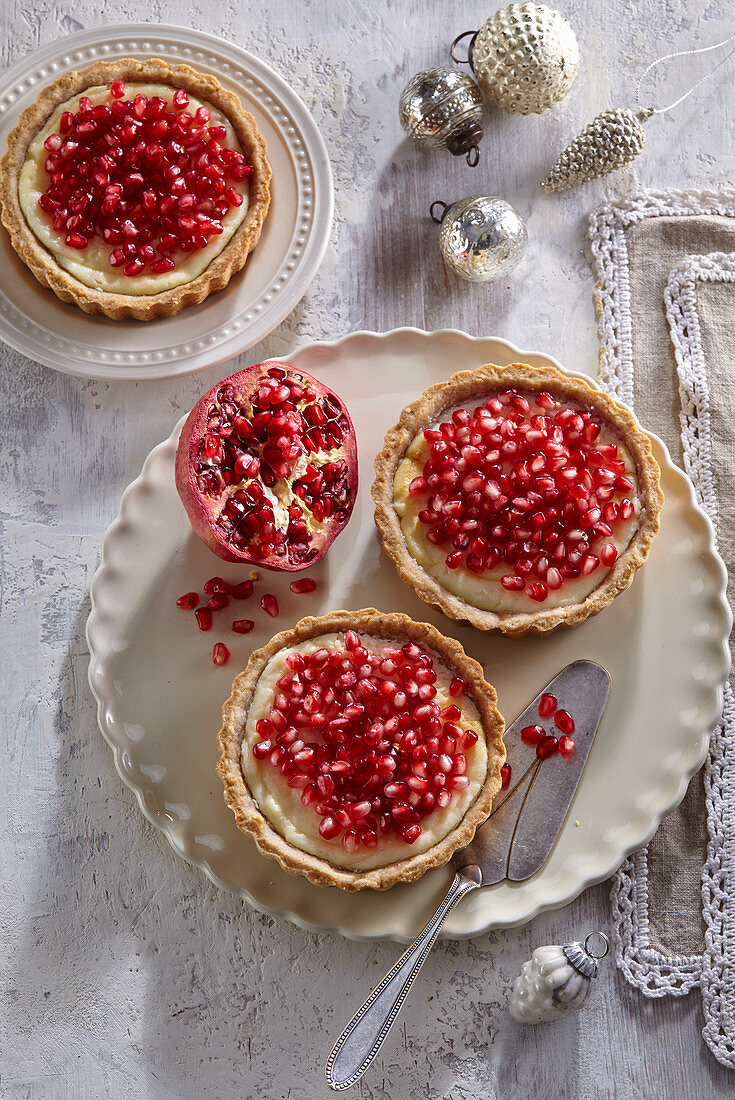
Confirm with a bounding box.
[398,65,484,165]
[431,195,527,283]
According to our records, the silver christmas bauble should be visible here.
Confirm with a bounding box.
[399,66,484,164]
[433,195,527,283]
[509,933,609,1024]
[470,3,580,114]
[541,107,652,193]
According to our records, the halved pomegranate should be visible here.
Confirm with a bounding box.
[175,362,358,570]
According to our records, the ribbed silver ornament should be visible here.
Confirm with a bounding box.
[398,66,484,163]
[541,107,652,193]
[471,3,580,114]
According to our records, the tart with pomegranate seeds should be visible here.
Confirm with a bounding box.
[372,363,663,636]
[0,58,271,319]
[217,609,505,890]
[175,362,358,570]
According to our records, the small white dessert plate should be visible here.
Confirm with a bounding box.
[0,24,333,380]
[86,329,731,941]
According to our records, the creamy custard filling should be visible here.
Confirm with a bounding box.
[19,83,250,295]
[393,390,642,613]
[241,632,488,871]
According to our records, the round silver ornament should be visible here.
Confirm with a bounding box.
[399,66,484,165]
[431,195,527,283]
[541,107,652,193]
[509,932,609,1024]
[452,3,580,115]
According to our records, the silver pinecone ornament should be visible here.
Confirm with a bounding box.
[541,107,652,193]
[459,3,580,114]
[399,66,484,165]
[509,933,609,1024]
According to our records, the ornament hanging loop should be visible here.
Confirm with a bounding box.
[465,144,480,167]
[450,30,477,68]
[430,200,450,223]
[584,931,610,960]
[635,31,735,115]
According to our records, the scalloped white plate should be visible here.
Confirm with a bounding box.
[0,24,333,380]
[86,329,731,941]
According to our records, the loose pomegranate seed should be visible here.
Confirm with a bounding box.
[176,591,199,609]
[261,594,279,617]
[195,607,213,631]
[554,710,575,734]
[538,692,557,717]
[521,724,546,746]
[558,734,576,758]
[206,594,229,611]
[537,735,559,760]
[232,580,254,599]
[204,576,232,595]
[35,81,252,275]
[232,619,255,634]
[212,642,231,666]
[290,578,317,594]
[500,763,511,789]
[250,634,483,851]
[409,389,639,601]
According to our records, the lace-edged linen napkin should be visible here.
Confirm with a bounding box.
[589,190,735,1069]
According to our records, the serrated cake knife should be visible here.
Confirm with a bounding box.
[325,659,611,1091]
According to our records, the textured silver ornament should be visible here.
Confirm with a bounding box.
[432,195,527,283]
[541,107,652,193]
[509,933,609,1024]
[399,66,484,164]
[466,3,580,114]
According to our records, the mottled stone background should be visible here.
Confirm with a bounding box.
[1,1,734,1097]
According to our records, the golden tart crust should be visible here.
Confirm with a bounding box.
[0,58,271,320]
[372,363,664,637]
[217,608,506,891]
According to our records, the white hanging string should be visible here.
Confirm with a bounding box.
[635,32,735,115]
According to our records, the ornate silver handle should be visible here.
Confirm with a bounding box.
[325,865,482,1091]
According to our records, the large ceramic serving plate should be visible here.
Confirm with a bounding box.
[86,329,731,941]
[0,24,332,380]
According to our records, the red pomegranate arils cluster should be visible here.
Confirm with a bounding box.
[408,390,638,601]
[194,367,354,567]
[252,633,478,851]
[38,81,252,274]
[519,692,576,761]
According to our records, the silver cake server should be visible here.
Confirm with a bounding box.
[325,659,611,1091]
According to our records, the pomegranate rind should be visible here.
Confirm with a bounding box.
[0,58,271,320]
[372,362,664,636]
[175,361,358,571]
[216,608,505,892]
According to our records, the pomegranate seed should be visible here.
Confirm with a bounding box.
[176,591,199,609]
[195,607,212,631]
[232,580,254,599]
[204,576,232,595]
[554,710,575,734]
[537,735,559,760]
[212,642,230,666]
[449,677,465,697]
[110,79,126,98]
[521,724,545,746]
[232,619,255,634]
[290,578,317,594]
[261,594,279,617]
[558,734,576,758]
[538,692,557,717]
[206,594,230,611]
[500,763,511,789]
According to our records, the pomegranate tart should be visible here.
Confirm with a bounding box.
[217,609,505,890]
[176,362,358,570]
[0,58,271,319]
[373,363,663,636]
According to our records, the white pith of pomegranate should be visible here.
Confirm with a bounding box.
[175,363,358,570]
[407,389,638,602]
[250,632,480,852]
[36,81,251,276]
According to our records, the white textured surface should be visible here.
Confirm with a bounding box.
[2,1,735,1096]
